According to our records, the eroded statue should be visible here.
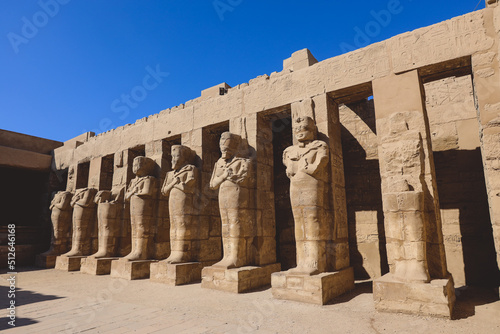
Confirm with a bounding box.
[283,116,329,275]
[210,132,254,268]
[41,191,73,256]
[90,187,125,258]
[63,187,98,256]
[124,156,158,261]
[161,145,199,263]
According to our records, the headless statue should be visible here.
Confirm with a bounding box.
[91,187,125,258]
[41,191,73,256]
[63,187,97,257]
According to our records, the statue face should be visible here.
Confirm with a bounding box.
[171,146,184,170]
[133,157,148,177]
[220,136,236,159]
[294,118,315,142]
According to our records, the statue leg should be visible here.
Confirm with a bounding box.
[165,215,189,263]
[64,219,83,256]
[93,219,110,258]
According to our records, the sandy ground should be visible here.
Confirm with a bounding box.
[0,267,499,334]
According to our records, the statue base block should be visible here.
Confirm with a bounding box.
[110,259,157,280]
[80,257,119,275]
[201,263,281,293]
[36,254,58,268]
[373,273,455,318]
[150,261,216,285]
[55,256,86,271]
[271,267,355,305]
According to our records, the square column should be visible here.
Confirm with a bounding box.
[372,70,455,318]
[471,42,500,269]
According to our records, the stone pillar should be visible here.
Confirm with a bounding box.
[271,95,354,305]
[201,118,280,293]
[372,70,455,318]
[471,30,500,270]
[146,140,172,260]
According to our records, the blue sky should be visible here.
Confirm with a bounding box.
[1,0,485,142]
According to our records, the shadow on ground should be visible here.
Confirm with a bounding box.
[452,286,499,320]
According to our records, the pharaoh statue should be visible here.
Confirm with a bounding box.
[161,145,199,263]
[124,156,158,261]
[283,116,329,275]
[63,187,98,257]
[90,187,125,258]
[210,132,254,269]
[41,191,73,256]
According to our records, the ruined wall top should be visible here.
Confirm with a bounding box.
[54,6,498,169]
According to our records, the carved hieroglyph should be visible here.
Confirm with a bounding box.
[283,116,329,275]
[161,145,199,263]
[210,132,254,268]
[41,191,73,256]
[63,188,97,257]
[124,156,158,261]
[91,187,125,258]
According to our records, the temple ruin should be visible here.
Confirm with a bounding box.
[4,2,500,320]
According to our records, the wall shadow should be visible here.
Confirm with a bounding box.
[434,149,500,287]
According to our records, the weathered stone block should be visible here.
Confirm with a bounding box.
[150,261,216,285]
[80,257,119,275]
[110,259,157,280]
[35,254,57,269]
[373,273,455,318]
[201,263,281,293]
[271,267,354,305]
[55,255,86,271]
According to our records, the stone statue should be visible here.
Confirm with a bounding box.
[63,187,98,257]
[90,187,125,258]
[41,191,73,256]
[124,156,158,261]
[283,116,329,275]
[161,145,199,263]
[210,132,254,269]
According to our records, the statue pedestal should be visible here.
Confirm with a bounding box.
[55,255,86,271]
[373,273,455,318]
[271,267,355,305]
[150,261,217,285]
[80,257,119,275]
[36,254,58,268]
[110,259,156,280]
[201,263,281,293]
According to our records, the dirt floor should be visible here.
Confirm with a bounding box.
[0,267,499,333]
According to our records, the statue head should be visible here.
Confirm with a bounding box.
[293,116,317,143]
[171,145,194,170]
[219,132,240,160]
[132,156,155,177]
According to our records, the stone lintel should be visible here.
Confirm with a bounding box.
[201,263,281,293]
[110,259,157,280]
[271,267,355,305]
[373,273,455,318]
[55,255,87,271]
[80,257,119,275]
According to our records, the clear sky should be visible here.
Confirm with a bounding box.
[1,0,486,142]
